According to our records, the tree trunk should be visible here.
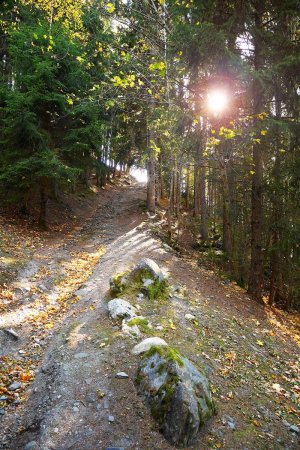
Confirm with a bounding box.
[248,2,265,303]
[38,178,48,230]
[185,164,190,208]
[269,91,282,306]
[194,157,200,219]
[199,161,208,240]
[147,155,156,213]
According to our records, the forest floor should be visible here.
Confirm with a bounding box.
[0,180,299,450]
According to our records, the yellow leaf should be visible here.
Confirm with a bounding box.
[211,130,215,134]
[45,322,54,329]
[106,2,115,13]
[169,320,176,330]
[260,130,267,135]
[256,340,264,346]
[252,419,261,427]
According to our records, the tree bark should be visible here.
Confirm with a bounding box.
[199,159,208,240]
[147,154,156,213]
[248,2,265,303]
[185,164,190,208]
[38,177,48,230]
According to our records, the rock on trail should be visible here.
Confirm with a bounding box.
[135,341,215,447]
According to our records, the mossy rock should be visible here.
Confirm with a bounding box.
[109,271,129,294]
[127,317,152,334]
[136,345,215,447]
[131,258,165,282]
[110,259,169,301]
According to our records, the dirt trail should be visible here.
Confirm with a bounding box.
[1,182,299,450]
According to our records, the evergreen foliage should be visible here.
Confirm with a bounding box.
[0,0,299,308]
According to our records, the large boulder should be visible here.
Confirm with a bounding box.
[136,345,215,447]
[131,258,165,282]
[107,298,136,320]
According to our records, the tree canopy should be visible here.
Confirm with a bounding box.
[0,0,299,309]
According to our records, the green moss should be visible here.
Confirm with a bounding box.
[144,345,184,367]
[127,317,148,327]
[132,268,154,283]
[151,372,180,423]
[110,271,129,294]
[112,266,169,302]
[136,368,144,385]
[112,271,128,282]
[144,278,169,301]
[127,317,150,333]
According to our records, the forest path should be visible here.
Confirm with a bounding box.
[1,182,299,450]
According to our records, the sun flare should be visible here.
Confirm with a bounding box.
[207,90,229,114]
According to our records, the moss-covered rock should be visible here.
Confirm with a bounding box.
[131,258,165,282]
[109,271,129,295]
[136,345,215,447]
[109,259,169,301]
[127,317,152,334]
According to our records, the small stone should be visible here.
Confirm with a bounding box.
[185,314,196,321]
[108,415,115,422]
[24,441,37,450]
[108,299,136,321]
[289,425,300,434]
[8,381,21,391]
[156,325,163,331]
[143,279,154,287]
[0,409,5,415]
[74,352,89,359]
[4,328,19,340]
[224,415,236,430]
[115,372,129,379]
[0,396,8,401]
[73,406,79,412]
[53,428,59,433]
[122,323,140,338]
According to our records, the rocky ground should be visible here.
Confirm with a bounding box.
[0,181,299,450]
